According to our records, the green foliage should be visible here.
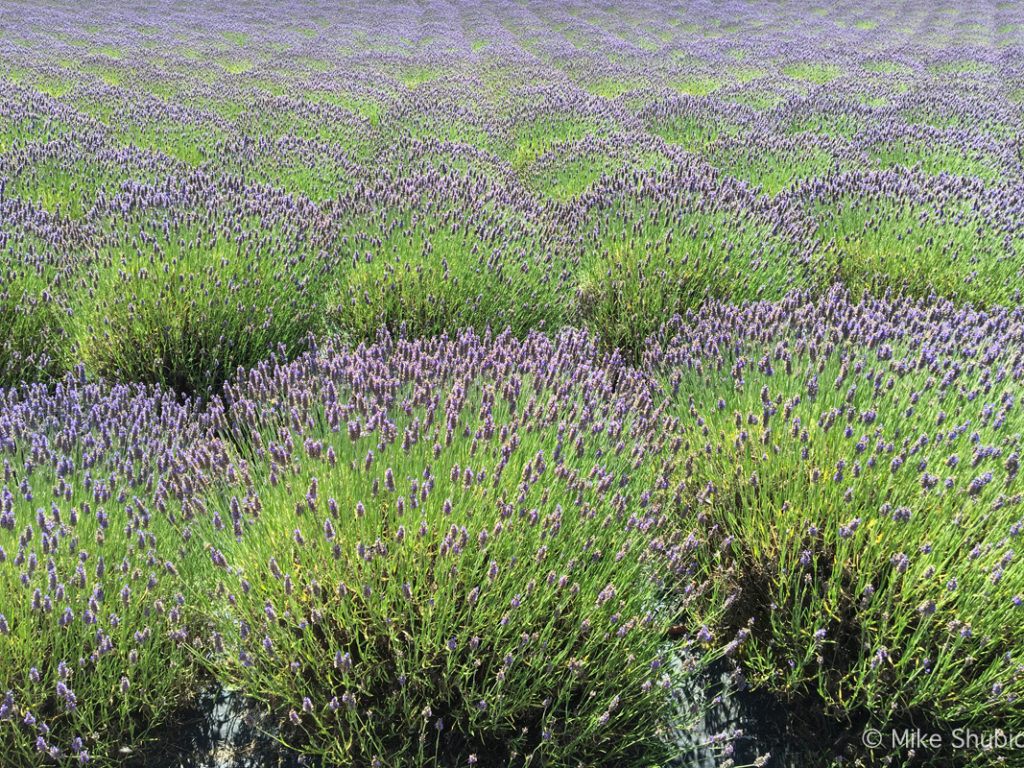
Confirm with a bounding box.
[575,200,813,356]
[783,62,844,85]
[811,194,1024,306]
[867,138,1002,181]
[0,266,69,386]
[708,141,842,195]
[74,210,332,398]
[188,340,707,766]
[332,209,568,342]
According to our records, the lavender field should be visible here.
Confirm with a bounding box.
[2,1,1024,766]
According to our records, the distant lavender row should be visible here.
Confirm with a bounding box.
[2,0,1024,393]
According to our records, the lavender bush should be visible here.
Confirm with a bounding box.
[650,288,1024,737]
[0,374,215,762]
[185,329,712,766]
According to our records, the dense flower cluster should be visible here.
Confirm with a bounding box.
[192,329,709,766]
[0,372,217,762]
[0,332,719,765]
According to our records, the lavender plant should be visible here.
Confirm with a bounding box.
[72,182,340,398]
[0,264,67,387]
[0,200,73,387]
[186,330,711,766]
[650,288,1024,733]
[573,175,818,356]
[803,171,1024,306]
[0,375,216,764]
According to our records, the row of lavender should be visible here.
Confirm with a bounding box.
[1,288,1021,765]
[3,0,1024,396]
[3,151,1023,395]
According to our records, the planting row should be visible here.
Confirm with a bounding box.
[1,290,1021,766]
[3,160,1023,396]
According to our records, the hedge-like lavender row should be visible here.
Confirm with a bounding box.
[3,0,1024,393]
[3,293,1022,765]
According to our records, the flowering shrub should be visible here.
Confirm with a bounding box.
[189,330,710,766]
[0,376,215,762]
[652,289,1024,731]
